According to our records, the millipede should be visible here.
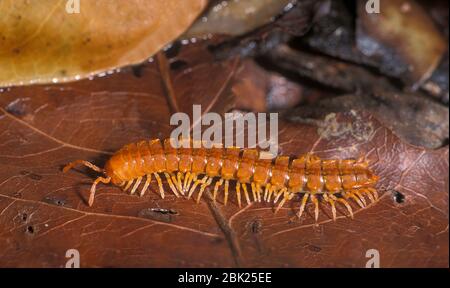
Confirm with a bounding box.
[63,138,380,222]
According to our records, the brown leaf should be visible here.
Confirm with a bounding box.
[0,44,448,268]
[299,0,449,102]
[0,0,207,87]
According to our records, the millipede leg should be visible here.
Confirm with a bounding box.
[170,173,183,195]
[123,180,134,192]
[197,177,213,203]
[235,181,241,207]
[213,178,224,203]
[183,172,191,192]
[310,194,320,222]
[368,187,379,200]
[361,188,375,203]
[267,186,276,202]
[331,194,353,219]
[185,173,196,193]
[323,193,337,221]
[154,173,165,199]
[297,193,309,219]
[344,191,364,208]
[250,183,257,202]
[241,183,251,205]
[130,177,142,195]
[224,179,230,205]
[272,187,279,202]
[176,172,184,195]
[275,192,294,214]
[274,188,287,204]
[140,174,152,196]
[188,175,207,199]
[263,184,271,202]
[164,173,180,197]
[354,190,367,206]
[88,176,111,206]
[256,184,262,202]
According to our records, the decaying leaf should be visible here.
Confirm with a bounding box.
[263,44,395,93]
[422,51,449,104]
[0,43,447,267]
[262,44,449,149]
[356,0,447,89]
[211,0,322,59]
[299,0,449,101]
[286,92,449,149]
[299,0,368,64]
[185,0,296,38]
[0,0,207,87]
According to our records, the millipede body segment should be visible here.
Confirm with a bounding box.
[63,138,380,222]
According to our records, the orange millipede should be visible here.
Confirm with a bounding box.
[63,138,380,222]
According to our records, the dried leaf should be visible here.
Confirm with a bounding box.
[0,0,207,87]
[263,44,394,93]
[286,92,449,149]
[356,0,447,89]
[211,0,321,59]
[300,0,449,101]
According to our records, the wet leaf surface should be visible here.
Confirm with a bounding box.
[0,43,448,268]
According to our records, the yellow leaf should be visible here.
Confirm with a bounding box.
[0,0,207,87]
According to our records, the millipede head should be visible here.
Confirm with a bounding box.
[63,159,112,206]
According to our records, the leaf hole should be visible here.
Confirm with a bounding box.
[138,208,178,223]
[43,196,68,207]
[308,244,322,253]
[26,226,35,234]
[393,190,405,203]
